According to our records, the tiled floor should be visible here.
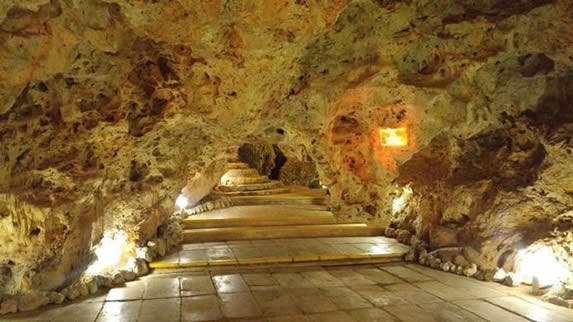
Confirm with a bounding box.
[151,236,410,268]
[6,263,573,322]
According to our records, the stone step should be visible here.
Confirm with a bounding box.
[183,224,385,243]
[213,187,291,196]
[223,181,283,192]
[150,236,409,269]
[183,209,336,229]
[229,190,328,206]
[223,168,260,177]
[220,175,270,185]
[227,162,250,169]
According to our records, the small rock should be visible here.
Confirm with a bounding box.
[136,247,154,262]
[0,297,18,315]
[121,270,136,281]
[449,264,458,273]
[384,227,396,238]
[131,258,149,276]
[456,266,464,275]
[483,269,496,282]
[78,283,89,297]
[409,235,420,247]
[493,268,507,282]
[154,238,167,257]
[112,272,125,285]
[18,292,49,312]
[429,257,442,269]
[474,270,485,281]
[46,292,65,305]
[545,295,569,308]
[404,249,416,262]
[503,273,522,287]
[86,279,98,294]
[396,230,412,245]
[65,286,80,300]
[440,261,451,272]
[463,263,478,277]
[94,275,113,288]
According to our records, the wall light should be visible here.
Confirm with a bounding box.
[379,127,408,147]
[175,194,188,209]
[515,245,568,288]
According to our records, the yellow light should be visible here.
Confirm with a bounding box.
[86,230,132,275]
[175,194,188,209]
[515,245,568,288]
[379,127,408,147]
[392,186,413,215]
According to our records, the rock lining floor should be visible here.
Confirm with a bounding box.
[5,263,573,322]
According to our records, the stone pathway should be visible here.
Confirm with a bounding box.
[5,263,573,321]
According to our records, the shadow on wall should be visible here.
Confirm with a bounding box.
[237,142,319,187]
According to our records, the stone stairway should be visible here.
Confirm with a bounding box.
[214,162,290,196]
[151,161,407,269]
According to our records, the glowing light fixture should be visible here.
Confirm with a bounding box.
[515,245,568,288]
[392,185,413,215]
[379,127,408,147]
[86,230,131,275]
[220,174,231,186]
[175,194,188,209]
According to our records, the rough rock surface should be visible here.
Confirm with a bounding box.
[0,0,572,295]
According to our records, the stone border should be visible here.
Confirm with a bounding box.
[179,196,233,216]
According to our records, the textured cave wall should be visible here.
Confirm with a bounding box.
[1,0,572,294]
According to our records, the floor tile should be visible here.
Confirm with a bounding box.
[179,250,208,264]
[181,295,223,322]
[383,304,442,322]
[380,265,434,282]
[138,298,180,322]
[417,302,486,321]
[454,299,530,322]
[106,281,144,301]
[302,270,344,288]
[252,288,302,316]
[486,296,573,322]
[219,292,262,319]
[96,300,142,322]
[353,285,409,306]
[180,275,215,297]
[272,272,314,288]
[37,302,104,322]
[287,288,337,313]
[354,268,403,285]
[307,310,355,322]
[212,274,249,293]
[321,287,372,310]
[327,269,377,286]
[143,277,180,299]
[242,273,279,286]
[346,307,400,321]
[415,281,498,301]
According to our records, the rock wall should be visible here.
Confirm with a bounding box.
[1,0,572,294]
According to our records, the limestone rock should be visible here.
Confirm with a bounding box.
[18,292,49,312]
[46,292,65,305]
[0,0,571,301]
[0,297,18,315]
[463,263,478,277]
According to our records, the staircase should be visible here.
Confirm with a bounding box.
[151,161,407,269]
[183,161,384,243]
